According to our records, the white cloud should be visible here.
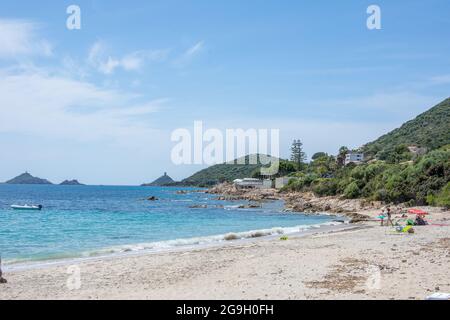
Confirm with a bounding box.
[99,56,121,75]
[121,54,142,71]
[88,41,169,75]
[0,19,53,58]
[0,66,166,144]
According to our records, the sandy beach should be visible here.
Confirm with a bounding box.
[1,205,449,300]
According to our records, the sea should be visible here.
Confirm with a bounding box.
[0,184,338,266]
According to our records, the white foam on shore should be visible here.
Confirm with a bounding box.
[83,221,344,256]
[3,220,348,271]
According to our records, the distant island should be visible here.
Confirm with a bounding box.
[142,172,175,186]
[3,172,86,185]
[5,172,53,185]
[60,180,84,186]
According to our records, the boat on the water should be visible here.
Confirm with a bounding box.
[11,205,43,211]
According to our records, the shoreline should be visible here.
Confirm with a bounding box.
[3,219,349,273]
[1,211,448,300]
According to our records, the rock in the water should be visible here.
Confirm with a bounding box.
[189,204,207,209]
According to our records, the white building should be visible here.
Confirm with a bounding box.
[262,179,273,189]
[234,178,272,189]
[345,153,364,165]
[275,177,291,189]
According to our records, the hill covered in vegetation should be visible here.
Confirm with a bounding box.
[181,155,292,187]
[282,97,450,207]
[181,98,449,207]
[363,98,450,159]
[284,146,449,207]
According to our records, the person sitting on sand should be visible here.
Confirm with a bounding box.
[415,215,428,226]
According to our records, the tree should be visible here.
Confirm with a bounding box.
[337,146,349,167]
[291,140,307,169]
[312,152,327,160]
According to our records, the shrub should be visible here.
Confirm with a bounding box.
[343,182,360,199]
[428,182,450,208]
[312,178,338,196]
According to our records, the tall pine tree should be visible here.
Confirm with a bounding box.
[290,139,307,169]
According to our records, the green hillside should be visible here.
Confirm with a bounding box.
[181,155,288,187]
[363,98,450,158]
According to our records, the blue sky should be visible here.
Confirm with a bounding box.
[0,0,449,185]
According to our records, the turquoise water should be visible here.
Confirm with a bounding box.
[0,185,335,265]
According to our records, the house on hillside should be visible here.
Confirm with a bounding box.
[345,152,364,165]
[407,145,427,157]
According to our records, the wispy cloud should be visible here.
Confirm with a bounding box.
[88,41,169,75]
[0,19,52,59]
[173,41,205,66]
[185,41,204,57]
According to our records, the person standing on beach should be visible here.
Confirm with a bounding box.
[379,209,386,226]
[0,257,7,284]
[386,207,394,227]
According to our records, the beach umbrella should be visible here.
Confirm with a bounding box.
[408,209,429,216]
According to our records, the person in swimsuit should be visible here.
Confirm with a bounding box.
[386,207,394,226]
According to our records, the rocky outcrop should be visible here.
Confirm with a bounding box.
[207,183,381,221]
[283,192,382,216]
[207,182,280,202]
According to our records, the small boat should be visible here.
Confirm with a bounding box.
[11,204,43,211]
